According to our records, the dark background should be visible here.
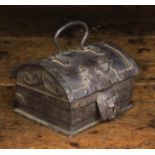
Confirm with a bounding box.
[0,6,155,36]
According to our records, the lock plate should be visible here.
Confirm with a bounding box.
[97,89,120,120]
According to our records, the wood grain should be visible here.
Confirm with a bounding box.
[0,34,155,148]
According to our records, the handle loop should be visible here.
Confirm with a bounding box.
[54,21,89,53]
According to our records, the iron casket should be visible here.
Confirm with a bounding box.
[11,21,139,135]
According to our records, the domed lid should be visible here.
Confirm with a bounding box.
[11,21,139,103]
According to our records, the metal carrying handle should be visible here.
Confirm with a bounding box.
[54,21,89,53]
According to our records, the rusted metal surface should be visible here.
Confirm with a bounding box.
[10,21,139,135]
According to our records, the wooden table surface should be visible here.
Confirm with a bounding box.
[1,6,155,149]
[0,32,155,148]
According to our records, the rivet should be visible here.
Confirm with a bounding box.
[84,90,88,94]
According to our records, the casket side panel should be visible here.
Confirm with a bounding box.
[13,65,72,130]
[69,78,134,132]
